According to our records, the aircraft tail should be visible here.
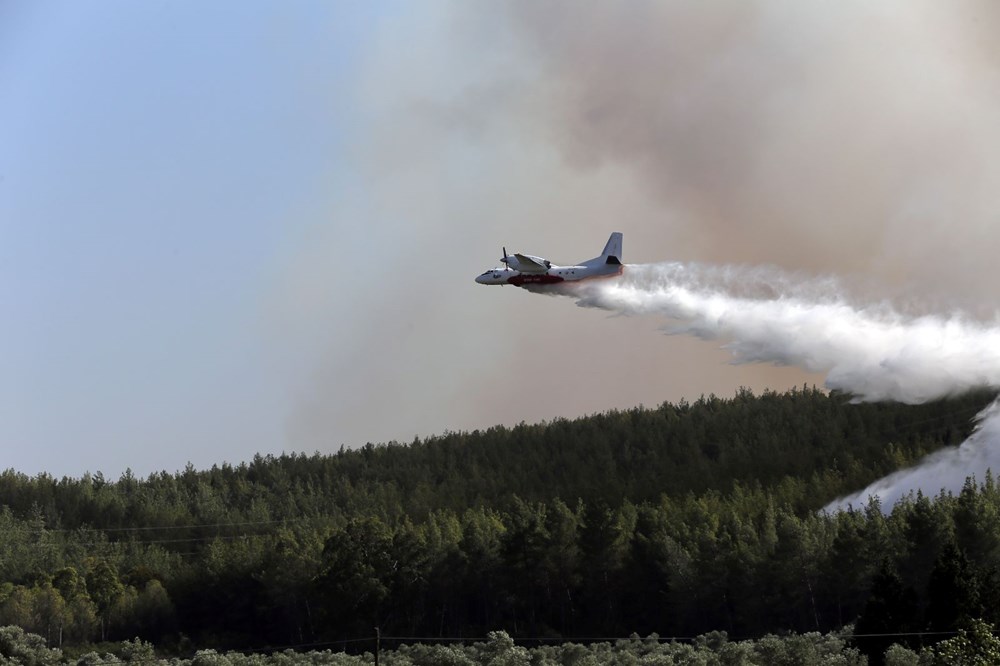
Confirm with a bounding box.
[601,232,623,265]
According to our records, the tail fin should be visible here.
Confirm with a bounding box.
[601,232,623,265]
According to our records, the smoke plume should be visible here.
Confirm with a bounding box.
[546,263,1000,510]
[281,1,1000,464]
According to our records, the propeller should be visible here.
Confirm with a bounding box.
[502,246,510,270]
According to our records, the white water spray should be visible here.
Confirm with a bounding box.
[552,263,1000,510]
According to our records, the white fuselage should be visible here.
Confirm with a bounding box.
[475,263,620,286]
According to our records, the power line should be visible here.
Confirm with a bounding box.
[35,519,290,534]
[7,532,282,550]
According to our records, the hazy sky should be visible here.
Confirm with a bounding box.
[4,1,1000,478]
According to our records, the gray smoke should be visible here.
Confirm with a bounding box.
[280,1,1000,465]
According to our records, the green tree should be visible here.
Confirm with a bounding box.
[87,560,124,641]
[926,542,980,633]
[934,618,1000,665]
[0,587,32,632]
[883,643,920,666]
[500,498,550,632]
[541,498,583,632]
[27,583,66,648]
[109,580,175,642]
[855,560,920,663]
[474,631,530,666]
[63,594,98,645]
[0,625,62,665]
[50,567,86,603]
[257,524,326,645]
[314,516,395,637]
[578,500,633,633]
[457,507,505,633]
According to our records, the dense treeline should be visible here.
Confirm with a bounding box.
[0,625,887,665]
[0,387,987,528]
[3,624,1000,665]
[0,387,996,662]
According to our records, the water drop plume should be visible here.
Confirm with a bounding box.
[540,262,1000,510]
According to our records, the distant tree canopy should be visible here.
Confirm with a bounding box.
[0,386,996,658]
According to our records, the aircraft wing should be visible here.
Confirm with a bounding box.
[513,253,549,273]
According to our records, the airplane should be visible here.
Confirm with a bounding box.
[475,232,623,286]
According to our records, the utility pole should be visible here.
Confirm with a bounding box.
[374,626,380,666]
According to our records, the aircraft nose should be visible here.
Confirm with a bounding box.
[475,274,487,284]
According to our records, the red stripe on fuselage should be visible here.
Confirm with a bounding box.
[509,274,565,286]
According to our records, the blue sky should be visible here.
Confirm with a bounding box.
[1,2,386,475]
[3,1,999,478]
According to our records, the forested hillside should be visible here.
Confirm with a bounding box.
[0,387,996,662]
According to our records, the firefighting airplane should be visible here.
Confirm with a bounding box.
[475,232,623,287]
